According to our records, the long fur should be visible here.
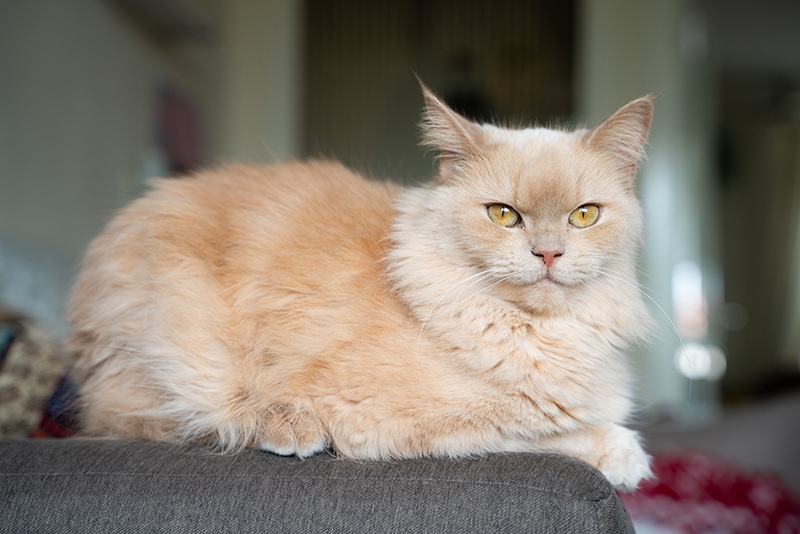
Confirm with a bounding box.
[67,87,655,491]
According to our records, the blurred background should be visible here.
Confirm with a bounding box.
[1,0,799,513]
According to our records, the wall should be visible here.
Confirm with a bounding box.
[703,0,800,395]
[218,0,303,164]
[1,0,167,330]
[576,0,721,418]
[0,0,302,332]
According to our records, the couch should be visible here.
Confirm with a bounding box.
[0,438,635,533]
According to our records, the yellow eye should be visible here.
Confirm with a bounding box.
[568,204,600,228]
[487,204,521,228]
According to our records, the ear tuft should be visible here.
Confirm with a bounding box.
[418,81,483,171]
[585,96,654,179]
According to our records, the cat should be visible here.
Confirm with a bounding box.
[67,84,654,491]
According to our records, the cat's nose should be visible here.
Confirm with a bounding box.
[533,249,563,270]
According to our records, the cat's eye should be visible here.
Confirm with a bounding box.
[487,204,521,228]
[568,204,600,228]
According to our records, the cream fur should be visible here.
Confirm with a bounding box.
[67,86,655,491]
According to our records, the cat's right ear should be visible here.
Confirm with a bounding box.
[419,83,483,178]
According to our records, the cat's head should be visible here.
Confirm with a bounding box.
[417,85,653,313]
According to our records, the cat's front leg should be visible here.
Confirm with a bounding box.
[592,424,652,492]
[539,423,652,492]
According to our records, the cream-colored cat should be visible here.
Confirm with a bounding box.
[67,85,654,491]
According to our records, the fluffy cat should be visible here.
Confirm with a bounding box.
[67,85,654,491]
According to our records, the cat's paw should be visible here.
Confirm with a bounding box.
[596,426,652,492]
[256,404,329,458]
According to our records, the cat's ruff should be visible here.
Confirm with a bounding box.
[67,85,655,491]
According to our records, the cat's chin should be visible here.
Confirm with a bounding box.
[493,275,569,313]
[533,277,559,288]
[529,277,566,303]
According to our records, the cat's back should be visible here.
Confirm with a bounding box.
[78,160,399,272]
[67,161,406,442]
[68,160,403,351]
[111,160,396,247]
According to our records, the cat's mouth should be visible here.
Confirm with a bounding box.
[533,269,580,288]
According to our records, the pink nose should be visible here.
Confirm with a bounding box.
[533,249,563,270]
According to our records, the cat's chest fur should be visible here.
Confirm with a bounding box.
[384,237,635,437]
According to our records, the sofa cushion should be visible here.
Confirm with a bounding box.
[0,438,634,533]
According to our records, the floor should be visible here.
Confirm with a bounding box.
[643,390,800,492]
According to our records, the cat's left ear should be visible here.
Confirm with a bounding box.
[419,83,484,178]
[585,96,654,182]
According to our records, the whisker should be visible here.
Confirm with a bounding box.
[470,273,516,299]
[594,267,694,401]
[413,269,495,383]
[417,269,494,341]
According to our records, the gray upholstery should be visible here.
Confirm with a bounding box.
[0,438,634,533]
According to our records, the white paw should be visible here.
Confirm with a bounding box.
[256,404,330,458]
[597,426,652,492]
[258,436,328,458]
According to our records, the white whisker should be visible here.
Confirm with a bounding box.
[471,273,515,299]
[413,269,500,385]
[594,266,694,401]
[417,269,493,342]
